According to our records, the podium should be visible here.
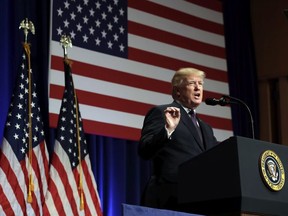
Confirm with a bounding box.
[178,136,288,216]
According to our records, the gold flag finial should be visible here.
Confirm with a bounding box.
[60,34,72,57]
[19,18,35,43]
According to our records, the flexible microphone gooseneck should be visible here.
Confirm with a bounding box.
[205,95,255,139]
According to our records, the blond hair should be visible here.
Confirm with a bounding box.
[171,68,205,99]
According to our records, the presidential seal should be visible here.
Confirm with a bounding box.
[259,150,285,191]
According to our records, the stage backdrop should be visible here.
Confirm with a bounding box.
[49,0,234,142]
[0,0,258,215]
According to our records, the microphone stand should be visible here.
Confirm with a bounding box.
[222,95,255,139]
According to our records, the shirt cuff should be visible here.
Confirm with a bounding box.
[165,126,174,139]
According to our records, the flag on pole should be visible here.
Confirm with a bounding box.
[49,0,233,141]
[0,43,49,215]
[43,58,102,216]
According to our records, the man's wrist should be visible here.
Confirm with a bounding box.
[165,126,174,139]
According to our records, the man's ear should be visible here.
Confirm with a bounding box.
[174,86,180,97]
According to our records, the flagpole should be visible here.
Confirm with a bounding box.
[60,35,85,210]
[19,18,35,203]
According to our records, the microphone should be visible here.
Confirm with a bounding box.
[205,97,231,106]
[205,95,255,139]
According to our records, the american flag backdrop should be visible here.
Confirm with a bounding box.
[0,44,49,215]
[49,0,233,141]
[43,59,102,216]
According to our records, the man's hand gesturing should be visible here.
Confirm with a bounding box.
[164,107,181,133]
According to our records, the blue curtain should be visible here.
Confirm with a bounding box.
[223,0,259,139]
[0,0,13,138]
[0,0,258,215]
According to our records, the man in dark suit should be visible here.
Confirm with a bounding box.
[138,67,218,210]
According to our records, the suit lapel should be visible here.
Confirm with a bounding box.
[179,106,205,151]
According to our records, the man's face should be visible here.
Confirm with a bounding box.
[176,74,204,109]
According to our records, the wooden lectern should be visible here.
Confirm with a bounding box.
[178,136,288,216]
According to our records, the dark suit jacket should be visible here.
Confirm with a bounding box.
[138,101,218,209]
[138,101,217,210]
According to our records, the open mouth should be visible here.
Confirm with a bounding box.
[194,93,201,99]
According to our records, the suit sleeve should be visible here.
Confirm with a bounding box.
[138,106,170,160]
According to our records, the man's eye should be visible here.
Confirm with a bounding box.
[188,81,203,86]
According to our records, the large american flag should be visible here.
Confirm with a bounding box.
[0,44,49,215]
[43,59,102,216]
[49,0,233,141]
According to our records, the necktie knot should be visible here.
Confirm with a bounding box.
[189,109,194,115]
[189,110,197,124]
